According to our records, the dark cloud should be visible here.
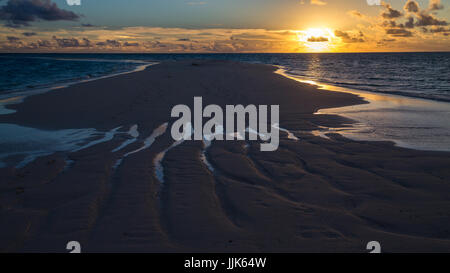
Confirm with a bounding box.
[429,27,450,34]
[25,42,37,49]
[379,0,447,36]
[52,36,92,48]
[105,39,121,47]
[366,0,448,41]
[11,38,52,49]
[7,35,20,42]
[377,37,396,46]
[53,36,79,47]
[81,38,92,47]
[177,38,190,41]
[143,40,167,49]
[382,18,415,29]
[37,39,51,47]
[22,31,36,36]
[404,17,415,28]
[123,41,139,47]
[415,12,448,27]
[96,39,121,47]
[404,0,419,13]
[381,3,403,19]
[307,36,328,42]
[408,0,448,27]
[18,39,52,49]
[81,23,95,27]
[386,28,413,37]
[382,20,397,28]
[334,30,365,43]
[0,0,79,27]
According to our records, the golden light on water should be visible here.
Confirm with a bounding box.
[296,28,338,52]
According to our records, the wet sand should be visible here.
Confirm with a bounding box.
[276,69,450,152]
[1,60,450,253]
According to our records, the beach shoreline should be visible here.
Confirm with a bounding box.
[1,60,450,253]
[276,67,450,152]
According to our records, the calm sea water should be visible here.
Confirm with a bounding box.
[1,53,449,101]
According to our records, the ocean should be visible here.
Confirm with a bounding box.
[1,53,449,102]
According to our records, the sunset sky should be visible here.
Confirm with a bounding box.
[0,0,449,52]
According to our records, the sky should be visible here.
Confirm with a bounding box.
[0,0,449,52]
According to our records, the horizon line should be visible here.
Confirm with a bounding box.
[1,51,450,54]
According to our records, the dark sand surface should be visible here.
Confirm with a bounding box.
[1,60,450,253]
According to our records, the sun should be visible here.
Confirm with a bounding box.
[296,28,336,52]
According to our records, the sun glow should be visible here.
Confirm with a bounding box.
[297,28,337,52]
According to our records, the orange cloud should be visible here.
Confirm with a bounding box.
[311,0,327,6]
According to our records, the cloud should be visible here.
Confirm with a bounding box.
[36,39,51,47]
[381,2,403,19]
[404,0,448,27]
[53,36,91,47]
[342,1,449,50]
[81,23,95,27]
[123,41,139,47]
[429,26,450,34]
[310,0,326,5]
[376,37,396,46]
[6,35,20,42]
[1,20,448,53]
[96,39,121,48]
[404,17,415,28]
[429,0,444,11]
[376,0,448,39]
[0,0,79,27]
[386,28,413,37]
[307,36,328,42]
[348,10,363,18]
[334,30,365,43]
[404,0,419,13]
[22,31,37,36]
[0,27,306,52]
[381,20,397,28]
[384,17,415,29]
[53,36,79,47]
[415,12,448,27]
